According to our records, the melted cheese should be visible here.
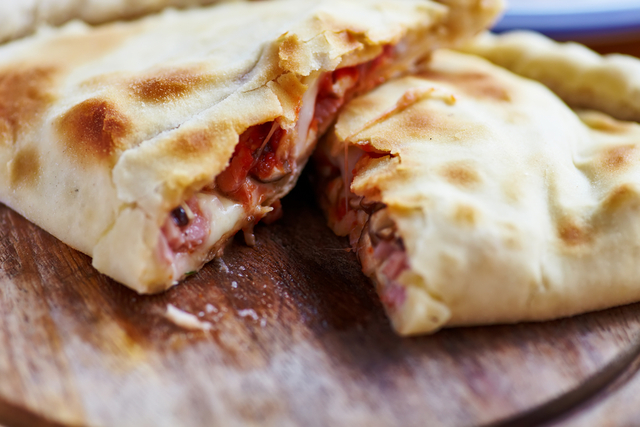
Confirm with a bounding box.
[170,74,322,281]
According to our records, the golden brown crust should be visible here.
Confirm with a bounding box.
[57,98,132,165]
[8,147,41,187]
[459,31,640,122]
[438,162,481,188]
[599,145,636,174]
[325,49,640,335]
[129,69,211,104]
[0,66,57,144]
[601,184,636,214]
[418,70,510,101]
[0,0,506,292]
[556,218,592,248]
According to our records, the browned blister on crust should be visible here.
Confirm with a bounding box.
[321,49,640,335]
[8,147,41,187]
[0,0,504,293]
[130,69,213,104]
[57,98,133,166]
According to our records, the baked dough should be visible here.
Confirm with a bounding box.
[0,0,503,293]
[317,49,640,335]
[459,31,640,122]
[0,0,223,44]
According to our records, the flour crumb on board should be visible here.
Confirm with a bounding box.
[165,304,212,331]
[237,308,259,321]
[231,281,238,289]
[215,258,230,273]
[205,303,218,313]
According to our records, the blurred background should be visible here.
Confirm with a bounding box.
[494,0,640,55]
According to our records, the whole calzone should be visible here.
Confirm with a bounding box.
[0,0,503,293]
[316,49,640,335]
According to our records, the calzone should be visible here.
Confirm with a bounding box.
[459,31,640,122]
[0,0,221,44]
[316,49,640,335]
[0,0,503,293]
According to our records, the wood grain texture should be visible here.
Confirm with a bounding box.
[1,177,640,427]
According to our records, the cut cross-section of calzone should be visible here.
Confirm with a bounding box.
[0,0,504,293]
[316,48,640,336]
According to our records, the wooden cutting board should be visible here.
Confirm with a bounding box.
[1,176,640,427]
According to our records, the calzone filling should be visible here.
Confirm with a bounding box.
[315,144,410,314]
[157,48,400,282]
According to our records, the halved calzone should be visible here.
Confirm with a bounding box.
[0,0,504,293]
[316,49,640,335]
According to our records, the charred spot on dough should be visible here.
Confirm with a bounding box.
[130,70,207,103]
[57,98,130,164]
[0,67,57,144]
[398,109,440,137]
[602,184,637,213]
[601,145,636,173]
[557,220,592,247]
[419,70,510,102]
[8,147,40,187]
[440,163,480,188]
[453,204,478,226]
